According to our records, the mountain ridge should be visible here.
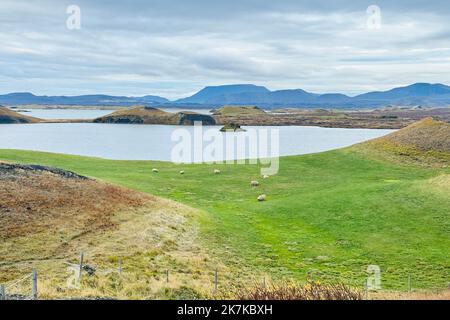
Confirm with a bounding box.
[2,83,450,108]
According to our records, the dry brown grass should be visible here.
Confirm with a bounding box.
[234,280,362,300]
[370,289,450,300]
[0,163,148,239]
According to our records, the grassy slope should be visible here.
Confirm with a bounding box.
[0,148,448,290]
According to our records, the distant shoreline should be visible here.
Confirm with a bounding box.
[4,105,450,129]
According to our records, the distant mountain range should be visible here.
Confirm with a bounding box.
[0,93,169,106]
[1,83,450,108]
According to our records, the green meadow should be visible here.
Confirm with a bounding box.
[0,147,448,290]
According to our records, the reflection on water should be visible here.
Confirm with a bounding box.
[0,122,394,161]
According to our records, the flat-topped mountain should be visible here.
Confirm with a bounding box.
[175,84,270,104]
[0,106,40,123]
[93,106,216,125]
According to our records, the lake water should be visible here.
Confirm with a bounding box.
[0,123,394,162]
[16,108,212,119]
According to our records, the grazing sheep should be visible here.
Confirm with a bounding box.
[262,175,269,179]
[179,170,185,174]
[251,180,259,187]
[214,169,221,174]
[257,194,267,202]
[152,168,159,173]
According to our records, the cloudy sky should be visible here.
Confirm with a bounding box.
[1,0,450,99]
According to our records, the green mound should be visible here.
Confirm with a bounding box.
[358,117,450,164]
[213,105,266,116]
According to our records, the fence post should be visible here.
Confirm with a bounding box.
[214,268,218,292]
[118,260,122,276]
[0,284,5,300]
[32,269,38,300]
[364,280,368,300]
[78,252,84,284]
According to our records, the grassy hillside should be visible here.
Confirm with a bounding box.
[358,117,450,164]
[0,106,40,123]
[1,145,448,291]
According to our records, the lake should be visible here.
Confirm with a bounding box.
[0,122,394,162]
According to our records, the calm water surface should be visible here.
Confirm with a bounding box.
[0,122,394,161]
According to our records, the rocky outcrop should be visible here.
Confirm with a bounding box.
[94,106,216,125]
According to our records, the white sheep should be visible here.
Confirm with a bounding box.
[257,194,267,202]
[152,168,159,173]
[250,180,259,187]
[179,170,185,175]
[262,175,269,179]
[214,169,221,174]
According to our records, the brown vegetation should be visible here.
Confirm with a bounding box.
[0,162,148,240]
[214,106,450,129]
[235,280,362,300]
[0,106,40,124]
[93,106,216,125]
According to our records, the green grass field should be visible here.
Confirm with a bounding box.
[0,147,448,290]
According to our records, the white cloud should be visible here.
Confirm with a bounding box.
[0,0,449,99]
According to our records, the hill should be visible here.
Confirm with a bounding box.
[212,105,266,115]
[212,105,271,126]
[93,106,216,125]
[358,117,450,164]
[0,106,41,123]
[0,161,214,299]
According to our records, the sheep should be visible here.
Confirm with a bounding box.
[262,175,269,179]
[214,169,221,174]
[152,168,159,173]
[257,194,267,202]
[179,170,185,175]
[250,180,259,187]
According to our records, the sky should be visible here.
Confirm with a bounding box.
[1,0,450,99]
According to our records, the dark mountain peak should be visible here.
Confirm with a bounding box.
[3,92,36,97]
[175,84,270,104]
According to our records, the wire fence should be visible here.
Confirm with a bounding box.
[1,252,448,300]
